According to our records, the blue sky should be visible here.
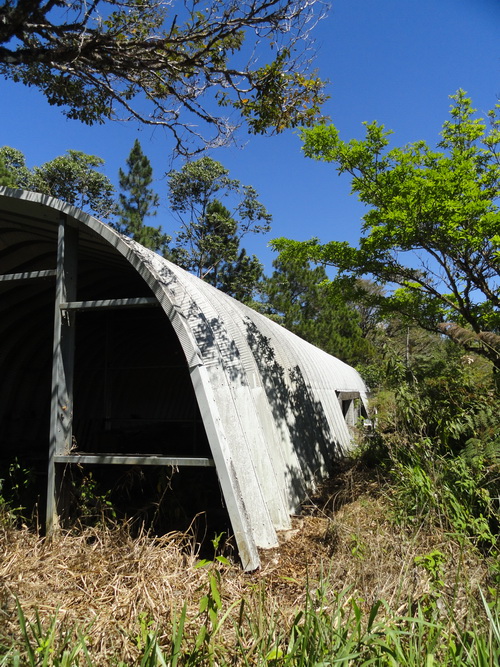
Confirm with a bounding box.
[1,0,499,273]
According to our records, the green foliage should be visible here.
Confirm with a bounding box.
[0,157,18,187]
[6,600,92,666]
[0,0,328,155]
[0,458,34,524]
[258,256,374,365]
[167,157,270,301]
[0,146,115,219]
[5,458,33,517]
[115,139,169,253]
[367,340,500,555]
[70,472,117,526]
[33,151,116,219]
[272,91,500,369]
[189,534,236,665]
[414,550,446,603]
[0,147,33,188]
[225,50,328,135]
[391,449,499,554]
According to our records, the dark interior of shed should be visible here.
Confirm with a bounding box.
[0,213,229,541]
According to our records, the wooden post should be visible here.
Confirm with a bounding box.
[46,214,78,532]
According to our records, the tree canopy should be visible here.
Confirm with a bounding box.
[0,146,115,218]
[272,91,500,371]
[0,0,328,155]
[258,256,374,366]
[167,156,270,300]
[0,147,33,188]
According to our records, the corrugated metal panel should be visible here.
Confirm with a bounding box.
[130,247,368,526]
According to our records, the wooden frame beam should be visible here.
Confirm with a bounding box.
[60,297,158,311]
[46,215,78,532]
[54,455,215,467]
[0,269,56,282]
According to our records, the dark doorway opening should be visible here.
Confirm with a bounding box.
[0,219,229,544]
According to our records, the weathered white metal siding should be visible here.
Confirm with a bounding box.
[124,231,368,557]
[0,189,368,570]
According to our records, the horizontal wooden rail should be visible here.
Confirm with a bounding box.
[54,454,215,467]
[60,297,159,311]
[0,269,56,282]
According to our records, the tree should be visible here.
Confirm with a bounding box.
[0,146,116,219]
[258,256,374,365]
[272,91,500,371]
[33,151,116,219]
[116,139,169,253]
[167,156,271,301]
[0,0,328,155]
[0,146,32,188]
[0,156,19,187]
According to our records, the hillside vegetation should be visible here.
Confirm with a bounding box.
[1,333,499,665]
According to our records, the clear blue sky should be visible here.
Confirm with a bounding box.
[1,0,499,273]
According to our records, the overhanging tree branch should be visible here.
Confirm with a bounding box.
[0,0,328,154]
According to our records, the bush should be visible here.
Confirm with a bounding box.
[366,343,500,557]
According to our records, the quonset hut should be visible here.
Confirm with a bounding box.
[0,188,368,569]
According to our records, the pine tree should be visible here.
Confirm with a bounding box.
[167,157,269,302]
[117,140,169,253]
[259,257,374,366]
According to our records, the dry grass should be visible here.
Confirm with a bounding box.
[0,464,492,664]
[257,465,489,625]
[0,524,200,662]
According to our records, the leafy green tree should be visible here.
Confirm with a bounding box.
[259,257,374,366]
[32,151,115,219]
[0,147,33,188]
[0,146,115,219]
[167,157,271,301]
[0,0,327,155]
[115,139,169,253]
[0,157,17,187]
[272,91,500,371]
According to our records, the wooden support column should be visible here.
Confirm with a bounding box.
[46,214,78,532]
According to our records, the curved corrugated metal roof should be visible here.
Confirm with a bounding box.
[0,188,368,570]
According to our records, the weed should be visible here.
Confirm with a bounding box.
[6,600,92,666]
[71,471,117,525]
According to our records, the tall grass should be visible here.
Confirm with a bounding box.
[368,347,500,561]
[2,342,499,665]
[2,576,499,666]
